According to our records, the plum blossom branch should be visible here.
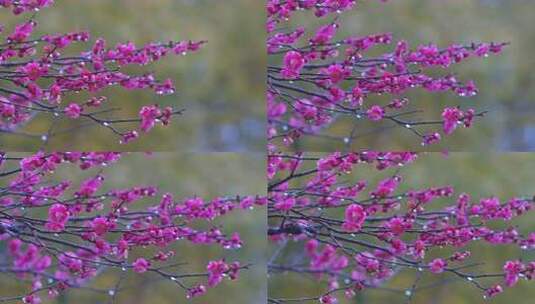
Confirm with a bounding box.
[268,152,535,303]
[0,1,204,145]
[0,152,267,303]
[267,0,507,149]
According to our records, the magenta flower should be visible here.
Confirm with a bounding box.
[139,105,162,133]
[120,130,139,144]
[64,103,82,119]
[21,62,48,81]
[371,176,400,198]
[428,258,447,274]
[323,64,350,84]
[90,217,112,236]
[274,196,296,211]
[310,23,337,45]
[8,21,34,42]
[207,260,230,287]
[342,204,366,232]
[423,132,442,145]
[21,295,40,304]
[187,285,207,298]
[75,175,104,197]
[320,295,338,304]
[133,258,151,273]
[385,217,409,236]
[442,107,462,135]
[504,260,524,287]
[45,204,69,232]
[366,105,385,121]
[281,51,305,79]
[485,284,504,298]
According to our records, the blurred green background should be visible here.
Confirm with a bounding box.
[276,0,535,152]
[0,0,265,151]
[269,153,535,303]
[0,153,267,303]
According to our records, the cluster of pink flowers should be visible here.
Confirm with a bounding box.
[0,151,266,302]
[268,152,535,302]
[139,104,173,133]
[428,258,447,274]
[442,107,475,135]
[342,204,366,232]
[0,2,204,144]
[267,0,507,148]
[132,258,151,273]
[45,204,70,231]
[484,260,535,298]
[8,239,52,272]
[267,0,358,26]
[306,240,349,273]
[0,0,54,14]
[281,51,306,79]
[206,260,240,287]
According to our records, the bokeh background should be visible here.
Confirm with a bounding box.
[0,153,267,303]
[269,152,535,303]
[0,0,265,151]
[277,0,535,151]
